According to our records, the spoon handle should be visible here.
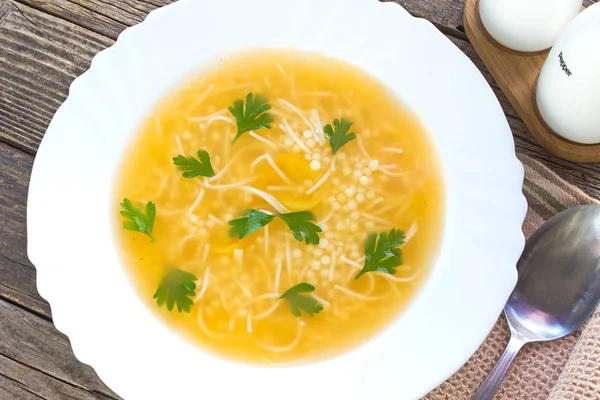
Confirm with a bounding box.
[472,334,527,400]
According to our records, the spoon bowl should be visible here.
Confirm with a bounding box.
[474,205,600,399]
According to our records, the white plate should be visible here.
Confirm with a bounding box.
[27,0,527,399]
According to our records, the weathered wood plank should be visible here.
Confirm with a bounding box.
[0,139,51,317]
[0,0,113,154]
[0,375,45,400]
[0,353,111,400]
[0,299,120,399]
[0,140,117,398]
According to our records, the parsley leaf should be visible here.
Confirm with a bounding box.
[227,209,322,244]
[279,283,323,317]
[355,229,405,280]
[277,211,322,245]
[173,149,215,178]
[153,268,197,313]
[324,118,357,155]
[228,209,275,239]
[120,198,156,242]
[228,92,274,143]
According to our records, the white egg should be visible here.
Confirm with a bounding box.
[479,0,583,52]
[536,3,600,144]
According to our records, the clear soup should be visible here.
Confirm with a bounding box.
[115,50,444,365]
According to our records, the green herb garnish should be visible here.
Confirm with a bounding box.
[355,229,405,280]
[153,268,197,313]
[120,198,156,242]
[228,92,274,143]
[228,209,275,239]
[228,209,321,245]
[173,149,215,178]
[279,283,323,317]
[277,211,322,245]
[324,118,356,155]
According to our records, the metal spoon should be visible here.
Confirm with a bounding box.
[473,205,600,400]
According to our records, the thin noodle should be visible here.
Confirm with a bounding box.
[200,244,210,265]
[274,258,283,294]
[381,147,405,154]
[298,263,312,282]
[360,212,391,225]
[310,109,325,143]
[285,239,292,285]
[334,285,384,301]
[265,154,292,183]
[155,176,170,199]
[355,133,371,160]
[311,293,330,307]
[281,119,311,154]
[318,209,334,225]
[214,83,252,94]
[185,84,214,114]
[377,271,417,283]
[250,154,268,171]
[188,109,227,122]
[373,202,409,217]
[247,312,253,333]
[253,300,281,320]
[208,213,226,227]
[219,287,233,313]
[154,117,163,135]
[366,197,384,210]
[239,186,288,213]
[405,222,418,243]
[236,280,253,299]
[229,311,240,331]
[244,293,280,320]
[328,251,337,281]
[340,255,362,269]
[249,131,278,149]
[254,322,302,353]
[267,186,295,192]
[194,268,210,301]
[378,168,415,178]
[205,179,254,190]
[175,134,184,155]
[276,64,289,80]
[206,115,235,129]
[208,145,252,182]
[234,249,243,265]
[187,188,205,216]
[306,166,332,195]
[264,225,270,256]
[277,99,313,131]
[177,235,204,259]
[197,309,229,338]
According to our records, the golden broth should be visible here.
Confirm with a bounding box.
[115,50,444,365]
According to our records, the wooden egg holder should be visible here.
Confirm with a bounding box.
[464,0,599,163]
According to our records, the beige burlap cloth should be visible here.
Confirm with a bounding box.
[425,154,600,400]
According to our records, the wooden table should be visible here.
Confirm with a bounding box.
[0,0,597,398]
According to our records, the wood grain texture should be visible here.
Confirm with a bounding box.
[0,0,600,398]
[0,300,120,400]
[0,0,112,154]
[0,142,117,399]
[0,141,51,318]
[465,0,600,163]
